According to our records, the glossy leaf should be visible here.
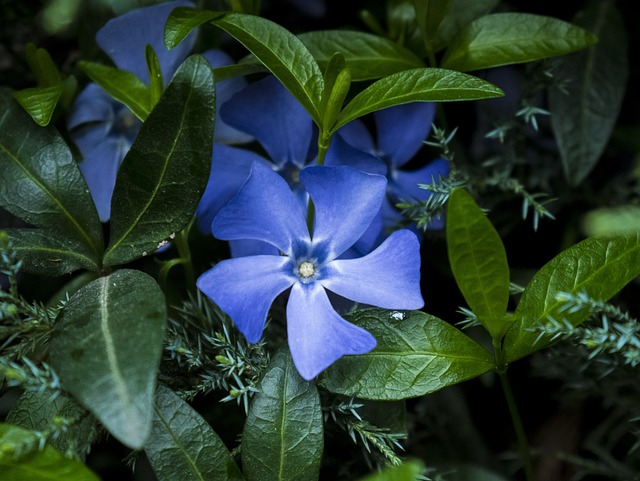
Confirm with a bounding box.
[103,54,215,266]
[320,309,494,400]
[504,233,640,362]
[78,60,152,121]
[212,12,324,124]
[549,1,628,186]
[145,386,243,481]
[432,0,499,52]
[441,13,598,72]
[49,269,167,449]
[4,228,100,276]
[12,85,62,126]
[6,391,98,460]
[0,89,104,262]
[0,423,99,481]
[356,460,425,481]
[298,30,424,81]
[213,61,267,82]
[242,348,323,481]
[332,68,503,133]
[447,189,511,339]
[164,7,222,50]
[25,43,61,86]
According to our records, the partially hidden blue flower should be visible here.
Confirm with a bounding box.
[68,0,248,221]
[196,75,384,256]
[339,102,451,236]
[197,162,423,380]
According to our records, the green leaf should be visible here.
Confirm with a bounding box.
[413,0,451,55]
[12,85,63,126]
[298,30,425,81]
[146,45,164,107]
[164,8,223,50]
[441,13,598,72]
[582,206,640,236]
[446,189,511,339]
[242,348,323,481]
[332,68,503,133]
[359,400,407,437]
[49,269,167,449]
[355,460,425,481]
[229,0,261,15]
[503,233,640,363]
[6,392,98,460]
[103,54,215,266]
[5,229,100,276]
[145,386,243,481]
[25,43,61,87]
[549,1,628,187]
[212,12,324,124]
[320,309,494,400]
[432,0,499,52]
[0,89,104,262]
[0,423,99,481]
[213,61,267,81]
[78,60,152,121]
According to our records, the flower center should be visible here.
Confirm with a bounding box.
[298,261,315,278]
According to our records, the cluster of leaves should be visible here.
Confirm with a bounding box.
[0,0,638,481]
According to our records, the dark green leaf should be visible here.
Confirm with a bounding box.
[6,392,98,460]
[320,309,494,400]
[0,423,99,481]
[355,460,425,481]
[504,233,640,362]
[145,386,243,481]
[78,61,152,121]
[229,0,261,15]
[0,89,104,262]
[332,68,503,133]
[359,400,407,437]
[5,229,100,276]
[298,30,425,81]
[25,43,61,87]
[103,55,214,266]
[413,0,451,54]
[12,85,63,126]
[242,348,323,481]
[164,8,223,50]
[549,1,628,186]
[49,269,167,449]
[146,45,164,107]
[213,62,266,82]
[441,13,598,72]
[212,12,324,124]
[432,0,499,52]
[447,189,511,339]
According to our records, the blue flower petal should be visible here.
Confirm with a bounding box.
[374,102,435,167]
[287,283,376,380]
[196,145,270,234]
[323,229,424,309]
[96,0,196,85]
[390,158,450,202]
[197,255,293,342]
[78,137,129,222]
[229,239,279,258]
[300,166,386,259]
[212,162,310,254]
[337,118,375,153]
[200,50,253,144]
[220,76,313,167]
[67,83,115,130]
[324,134,386,176]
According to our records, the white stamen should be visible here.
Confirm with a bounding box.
[298,261,315,278]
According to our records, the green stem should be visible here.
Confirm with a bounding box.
[174,219,196,292]
[495,340,535,481]
[306,130,332,233]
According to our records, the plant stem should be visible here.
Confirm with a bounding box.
[174,219,196,292]
[497,365,535,481]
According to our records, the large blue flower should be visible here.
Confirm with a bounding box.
[197,163,424,380]
[196,75,384,256]
[68,1,248,221]
[339,103,451,234]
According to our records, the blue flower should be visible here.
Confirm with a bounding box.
[197,163,423,380]
[68,1,249,222]
[196,75,384,256]
[339,103,451,234]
